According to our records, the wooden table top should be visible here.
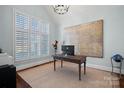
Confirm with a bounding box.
[52,54,86,64]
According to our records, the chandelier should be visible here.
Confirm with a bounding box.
[53,5,69,15]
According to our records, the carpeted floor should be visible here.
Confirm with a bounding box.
[17,61,120,88]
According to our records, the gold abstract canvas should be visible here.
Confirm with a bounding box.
[64,20,103,57]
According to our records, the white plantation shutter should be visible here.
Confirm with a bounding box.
[30,18,41,57]
[15,13,29,61]
[40,23,49,55]
[15,11,49,61]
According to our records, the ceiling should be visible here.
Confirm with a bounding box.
[44,5,123,27]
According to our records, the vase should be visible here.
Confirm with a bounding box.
[54,49,57,55]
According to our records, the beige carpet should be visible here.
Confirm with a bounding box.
[18,62,120,88]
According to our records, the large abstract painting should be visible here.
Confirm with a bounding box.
[63,20,103,58]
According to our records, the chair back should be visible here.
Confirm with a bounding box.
[112,54,123,62]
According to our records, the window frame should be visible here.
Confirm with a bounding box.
[13,9,49,62]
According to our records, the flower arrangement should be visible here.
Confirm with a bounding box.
[52,40,58,54]
[52,40,58,49]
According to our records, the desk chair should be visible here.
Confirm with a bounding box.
[111,54,124,78]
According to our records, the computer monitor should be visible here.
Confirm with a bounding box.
[61,45,74,56]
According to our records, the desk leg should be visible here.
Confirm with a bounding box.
[61,60,63,68]
[84,61,86,75]
[79,63,81,80]
[54,59,56,71]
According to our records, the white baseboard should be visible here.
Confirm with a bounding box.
[85,63,124,75]
[16,58,53,71]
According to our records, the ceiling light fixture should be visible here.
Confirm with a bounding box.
[53,5,70,15]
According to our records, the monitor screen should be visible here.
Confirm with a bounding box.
[61,45,74,56]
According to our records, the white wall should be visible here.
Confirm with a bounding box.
[58,6,124,73]
[0,5,58,66]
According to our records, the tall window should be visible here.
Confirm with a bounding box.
[15,11,49,61]
[40,23,49,56]
[30,18,40,58]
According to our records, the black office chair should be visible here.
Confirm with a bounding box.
[111,54,124,77]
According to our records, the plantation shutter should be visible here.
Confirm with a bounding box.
[40,23,49,56]
[15,13,29,61]
[15,11,49,61]
[30,18,41,58]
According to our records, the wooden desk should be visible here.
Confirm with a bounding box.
[52,54,86,80]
